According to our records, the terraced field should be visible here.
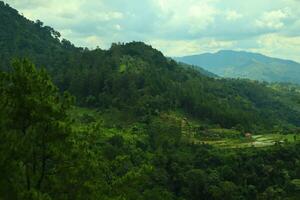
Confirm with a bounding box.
[201,133,298,148]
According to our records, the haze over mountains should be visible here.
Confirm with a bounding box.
[175,50,300,84]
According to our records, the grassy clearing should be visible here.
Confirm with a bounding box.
[291,179,300,190]
[69,107,299,149]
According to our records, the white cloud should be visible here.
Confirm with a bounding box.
[148,38,235,57]
[2,0,300,61]
[225,10,243,21]
[152,0,219,35]
[255,9,290,30]
[187,2,218,34]
[97,12,124,21]
[85,35,104,47]
[251,34,300,61]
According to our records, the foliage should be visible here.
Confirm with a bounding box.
[0,59,72,199]
[0,2,300,199]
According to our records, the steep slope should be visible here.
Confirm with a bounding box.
[177,61,218,78]
[0,1,80,72]
[0,1,300,131]
[175,50,300,84]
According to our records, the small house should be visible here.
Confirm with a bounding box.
[245,133,252,139]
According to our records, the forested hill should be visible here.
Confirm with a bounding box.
[2,2,300,199]
[0,1,80,71]
[1,0,300,131]
[174,50,300,84]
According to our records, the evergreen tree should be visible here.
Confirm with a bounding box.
[0,59,73,198]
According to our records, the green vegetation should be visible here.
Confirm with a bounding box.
[1,2,300,131]
[0,59,73,199]
[1,2,300,199]
[1,58,300,200]
[201,133,298,148]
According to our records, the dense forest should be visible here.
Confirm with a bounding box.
[1,1,300,199]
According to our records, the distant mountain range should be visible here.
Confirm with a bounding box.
[174,50,300,84]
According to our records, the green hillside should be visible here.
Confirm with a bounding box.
[1,2,300,199]
[1,1,299,130]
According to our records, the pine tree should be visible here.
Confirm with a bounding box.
[0,59,73,198]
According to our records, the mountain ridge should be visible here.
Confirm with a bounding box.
[1,1,300,130]
[175,50,300,84]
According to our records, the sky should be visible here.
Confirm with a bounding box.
[4,0,300,61]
